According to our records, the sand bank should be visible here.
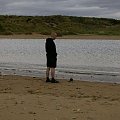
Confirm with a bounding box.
[0,34,120,40]
[0,75,120,120]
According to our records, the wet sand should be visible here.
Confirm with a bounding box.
[0,34,120,40]
[0,75,120,120]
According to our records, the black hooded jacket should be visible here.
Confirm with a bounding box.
[45,38,57,57]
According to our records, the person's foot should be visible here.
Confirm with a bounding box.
[51,78,59,83]
[46,77,51,82]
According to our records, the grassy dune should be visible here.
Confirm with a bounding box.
[0,15,120,36]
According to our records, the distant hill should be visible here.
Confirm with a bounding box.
[0,15,120,36]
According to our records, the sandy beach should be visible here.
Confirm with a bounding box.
[0,34,120,120]
[0,75,120,120]
[0,34,120,40]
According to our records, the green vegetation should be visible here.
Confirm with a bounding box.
[0,15,120,36]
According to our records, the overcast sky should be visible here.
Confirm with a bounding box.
[0,0,120,19]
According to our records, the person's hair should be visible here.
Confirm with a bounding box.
[51,32,57,39]
[51,32,57,37]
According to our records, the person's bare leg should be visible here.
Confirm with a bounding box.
[46,67,50,78]
[51,68,55,78]
[51,68,59,83]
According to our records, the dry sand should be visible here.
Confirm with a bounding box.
[0,34,120,40]
[0,75,120,120]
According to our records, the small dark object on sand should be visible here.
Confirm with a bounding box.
[68,78,73,82]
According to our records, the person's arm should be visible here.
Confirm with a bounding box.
[46,39,57,56]
[45,39,52,53]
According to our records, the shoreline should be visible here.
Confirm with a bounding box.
[0,75,120,120]
[0,34,120,40]
[1,62,120,84]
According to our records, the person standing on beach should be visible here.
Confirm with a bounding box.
[45,32,59,83]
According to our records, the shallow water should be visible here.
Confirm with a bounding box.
[0,39,120,83]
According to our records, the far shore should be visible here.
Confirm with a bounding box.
[0,34,120,40]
